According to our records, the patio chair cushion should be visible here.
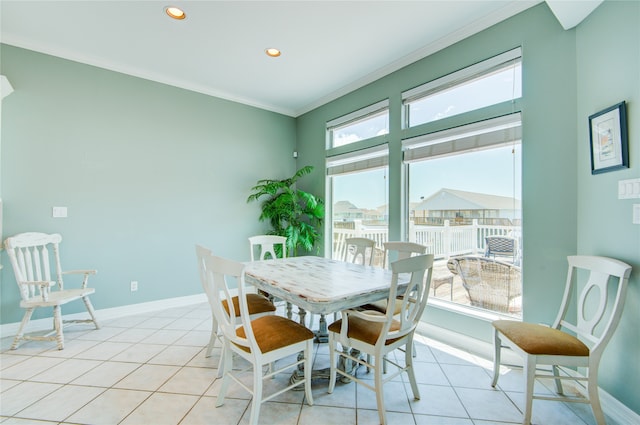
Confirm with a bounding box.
[235,315,313,353]
[222,293,276,317]
[328,311,402,346]
[492,320,589,356]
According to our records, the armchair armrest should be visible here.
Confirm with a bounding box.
[19,280,55,301]
[62,269,97,289]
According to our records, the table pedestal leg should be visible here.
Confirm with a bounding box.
[313,314,329,343]
[290,348,362,389]
[298,308,307,326]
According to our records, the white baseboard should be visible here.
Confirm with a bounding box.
[416,322,640,425]
[0,293,208,338]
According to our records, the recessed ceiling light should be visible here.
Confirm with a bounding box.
[265,48,281,58]
[165,6,186,20]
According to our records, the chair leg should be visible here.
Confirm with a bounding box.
[216,345,233,407]
[82,296,100,329]
[249,359,263,425]
[522,356,536,425]
[53,305,64,350]
[588,365,606,425]
[374,352,387,425]
[205,316,219,358]
[286,302,293,320]
[304,340,314,406]
[491,329,502,387]
[405,339,420,400]
[552,364,563,394]
[11,308,34,350]
[328,334,337,394]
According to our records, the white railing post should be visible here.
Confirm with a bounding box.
[354,219,363,237]
[408,220,416,242]
[443,220,451,260]
[472,219,479,255]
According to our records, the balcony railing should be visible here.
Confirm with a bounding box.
[332,219,521,261]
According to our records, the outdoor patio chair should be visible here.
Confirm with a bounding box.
[484,235,518,264]
[491,255,632,425]
[4,232,100,350]
[205,253,314,425]
[448,256,521,314]
[328,254,434,425]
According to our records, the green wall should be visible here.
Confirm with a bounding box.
[0,44,297,323]
[576,1,640,414]
[297,1,639,416]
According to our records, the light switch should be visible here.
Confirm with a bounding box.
[52,206,67,218]
[633,204,640,225]
[618,178,640,199]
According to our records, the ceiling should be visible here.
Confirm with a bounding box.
[1,1,595,117]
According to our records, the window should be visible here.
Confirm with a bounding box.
[327,100,389,148]
[402,48,521,128]
[326,145,389,262]
[404,114,522,317]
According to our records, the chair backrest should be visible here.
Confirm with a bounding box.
[344,237,376,266]
[485,236,516,258]
[249,235,287,261]
[5,232,64,300]
[554,255,632,358]
[382,254,434,343]
[450,256,521,313]
[382,241,427,269]
[195,244,218,311]
[203,253,260,355]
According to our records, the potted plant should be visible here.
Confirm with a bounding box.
[247,165,324,256]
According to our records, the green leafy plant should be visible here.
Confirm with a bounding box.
[247,165,325,256]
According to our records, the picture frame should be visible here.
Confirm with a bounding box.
[589,101,629,174]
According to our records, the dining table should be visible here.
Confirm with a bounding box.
[244,255,407,386]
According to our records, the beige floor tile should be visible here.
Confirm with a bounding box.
[357,408,415,425]
[113,364,179,391]
[30,358,102,384]
[0,378,21,393]
[14,384,104,422]
[181,396,249,425]
[1,356,65,381]
[240,401,302,425]
[456,387,522,422]
[163,317,203,331]
[299,404,356,425]
[0,381,61,416]
[413,414,475,425]
[35,338,100,359]
[158,366,217,395]
[408,384,468,418]
[0,354,30,371]
[73,341,132,360]
[75,326,126,342]
[110,343,167,363]
[119,392,198,425]
[141,329,188,345]
[137,317,176,329]
[148,345,201,366]
[65,388,151,425]
[174,330,211,346]
[71,361,140,387]
[107,327,157,343]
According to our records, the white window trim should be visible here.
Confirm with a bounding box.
[326,99,390,149]
[401,47,522,102]
[326,144,389,176]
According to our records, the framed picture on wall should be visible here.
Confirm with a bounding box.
[589,101,629,174]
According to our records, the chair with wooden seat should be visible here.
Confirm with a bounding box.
[4,232,100,350]
[204,253,314,425]
[491,255,632,425]
[195,244,275,374]
[328,254,434,425]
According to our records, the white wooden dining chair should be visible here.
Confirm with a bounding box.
[360,241,428,370]
[4,232,100,350]
[248,235,301,320]
[204,253,314,425]
[328,254,434,425]
[491,255,632,425]
[343,237,377,266]
[195,244,275,376]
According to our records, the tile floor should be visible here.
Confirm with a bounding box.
[0,303,617,425]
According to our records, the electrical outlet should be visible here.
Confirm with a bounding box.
[130,281,138,292]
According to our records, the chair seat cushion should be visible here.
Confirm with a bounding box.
[21,288,95,307]
[328,312,402,346]
[222,294,276,317]
[236,315,313,353]
[493,320,589,356]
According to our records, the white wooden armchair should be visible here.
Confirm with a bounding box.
[4,232,100,350]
